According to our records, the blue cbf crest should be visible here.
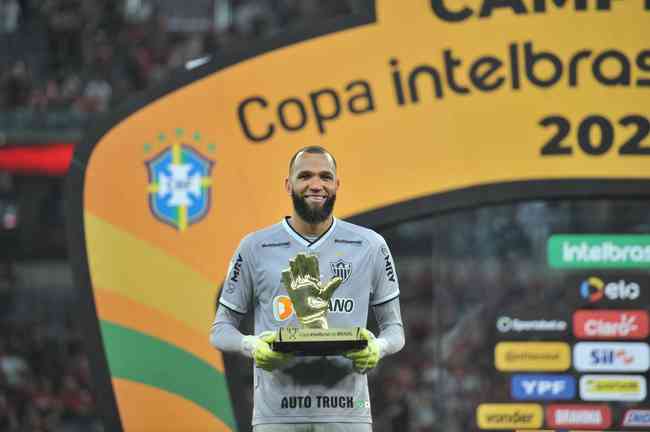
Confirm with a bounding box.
[146,144,214,230]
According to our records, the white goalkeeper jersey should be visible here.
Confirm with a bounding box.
[218,217,400,425]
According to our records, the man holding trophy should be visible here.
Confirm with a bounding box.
[211,146,405,431]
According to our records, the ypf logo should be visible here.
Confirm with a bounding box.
[580,276,640,303]
[272,295,295,321]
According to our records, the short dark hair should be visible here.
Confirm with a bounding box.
[288,146,337,175]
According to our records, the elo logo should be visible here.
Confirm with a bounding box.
[580,276,640,302]
[511,374,576,400]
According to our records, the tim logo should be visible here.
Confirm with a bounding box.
[330,259,352,284]
[146,142,214,231]
[511,374,576,400]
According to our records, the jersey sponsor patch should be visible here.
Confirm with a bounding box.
[273,295,294,321]
[272,295,356,321]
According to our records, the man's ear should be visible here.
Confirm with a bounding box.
[284,177,292,195]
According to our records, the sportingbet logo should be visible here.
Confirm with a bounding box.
[573,310,649,339]
[623,409,650,427]
[548,235,650,268]
[510,374,575,400]
[579,276,640,302]
[573,342,650,372]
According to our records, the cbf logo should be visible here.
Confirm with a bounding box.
[330,259,352,283]
[146,134,214,231]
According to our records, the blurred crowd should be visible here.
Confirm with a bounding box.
[0,0,364,114]
[0,309,101,431]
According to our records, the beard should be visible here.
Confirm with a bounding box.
[292,191,336,224]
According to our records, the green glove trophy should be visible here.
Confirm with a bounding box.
[271,253,368,356]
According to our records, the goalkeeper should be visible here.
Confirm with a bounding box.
[210,146,405,432]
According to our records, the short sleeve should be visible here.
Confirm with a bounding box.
[218,236,254,314]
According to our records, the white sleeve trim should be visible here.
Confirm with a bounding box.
[219,298,247,314]
[370,291,400,306]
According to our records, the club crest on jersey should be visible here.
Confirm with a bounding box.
[330,259,352,284]
[146,140,214,231]
[273,295,294,321]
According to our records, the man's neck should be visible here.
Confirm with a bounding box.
[287,214,334,238]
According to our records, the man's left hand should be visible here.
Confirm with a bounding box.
[344,329,382,374]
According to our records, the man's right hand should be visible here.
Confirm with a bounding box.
[242,331,293,371]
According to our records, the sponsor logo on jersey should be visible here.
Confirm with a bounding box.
[330,259,352,283]
[497,317,567,333]
[476,403,543,429]
[328,297,355,313]
[146,140,214,231]
[495,342,571,371]
[580,276,641,303]
[280,395,355,409]
[380,246,396,282]
[580,374,647,401]
[261,241,290,248]
[272,296,355,321]
[573,342,650,372]
[272,295,294,321]
[546,404,611,429]
[334,238,362,246]
[622,409,650,427]
[573,310,649,339]
[510,374,576,400]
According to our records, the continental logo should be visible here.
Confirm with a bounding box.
[495,342,571,371]
[476,403,543,429]
[579,374,647,402]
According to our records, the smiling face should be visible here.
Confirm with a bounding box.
[285,151,340,225]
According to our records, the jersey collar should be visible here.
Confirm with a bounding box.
[282,216,337,249]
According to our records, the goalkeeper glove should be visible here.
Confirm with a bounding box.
[241,331,293,372]
[344,329,386,374]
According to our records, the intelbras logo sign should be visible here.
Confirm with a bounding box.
[548,235,650,268]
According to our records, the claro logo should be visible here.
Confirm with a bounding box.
[580,276,640,302]
[495,342,571,371]
[573,310,649,339]
[476,404,542,429]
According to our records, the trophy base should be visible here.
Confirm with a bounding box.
[271,327,367,356]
